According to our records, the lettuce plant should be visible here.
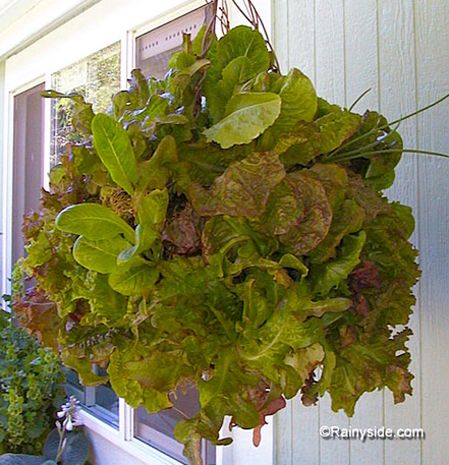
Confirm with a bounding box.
[14,25,421,465]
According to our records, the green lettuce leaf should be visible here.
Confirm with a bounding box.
[73,236,130,273]
[109,260,159,296]
[316,108,361,154]
[119,188,169,263]
[207,56,258,122]
[92,113,137,194]
[309,199,365,264]
[204,92,282,148]
[108,344,186,412]
[312,231,367,296]
[275,121,322,167]
[204,24,270,117]
[71,273,128,324]
[326,330,413,415]
[270,68,317,133]
[55,203,135,243]
[136,136,178,193]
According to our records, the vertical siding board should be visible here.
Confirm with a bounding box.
[319,395,350,465]
[348,393,384,465]
[0,60,4,293]
[379,2,422,464]
[285,0,315,81]
[315,0,345,106]
[344,2,384,462]
[291,402,320,465]
[273,1,449,464]
[272,0,289,74]
[414,3,449,465]
[274,400,293,465]
[343,0,379,110]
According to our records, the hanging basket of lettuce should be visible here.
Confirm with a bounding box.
[15,22,421,465]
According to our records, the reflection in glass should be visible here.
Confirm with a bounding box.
[50,42,121,165]
[136,4,213,79]
[135,386,214,464]
[63,366,119,428]
[92,366,119,426]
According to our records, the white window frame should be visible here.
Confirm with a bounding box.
[1,1,273,464]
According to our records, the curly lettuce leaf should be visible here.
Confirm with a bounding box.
[263,171,333,256]
[323,329,413,415]
[189,151,285,218]
[108,344,188,412]
[312,231,367,296]
[270,68,317,133]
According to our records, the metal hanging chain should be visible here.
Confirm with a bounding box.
[193,0,281,117]
[200,0,219,58]
[200,0,280,71]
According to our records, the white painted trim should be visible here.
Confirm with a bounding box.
[1,87,12,296]
[43,73,52,190]
[80,408,183,465]
[132,0,206,39]
[0,0,102,61]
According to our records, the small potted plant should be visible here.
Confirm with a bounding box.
[0,396,90,465]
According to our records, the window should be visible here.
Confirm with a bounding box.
[136,4,214,79]
[12,82,45,264]
[134,386,215,465]
[51,42,122,429]
[5,3,228,464]
[51,41,121,165]
[49,15,217,462]
[64,367,119,428]
[133,7,215,463]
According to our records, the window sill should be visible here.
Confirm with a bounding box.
[79,408,183,465]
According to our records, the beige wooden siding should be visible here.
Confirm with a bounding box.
[272,1,449,464]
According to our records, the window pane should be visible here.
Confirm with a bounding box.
[64,366,119,428]
[135,386,215,464]
[50,42,121,165]
[89,366,119,427]
[63,367,86,404]
[51,43,121,428]
[12,82,45,264]
[136,4,213,79]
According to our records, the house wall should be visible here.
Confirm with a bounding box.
[0,60,4,293]
[272,1,449,465]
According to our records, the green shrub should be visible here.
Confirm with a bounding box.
[0,308,64,454]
